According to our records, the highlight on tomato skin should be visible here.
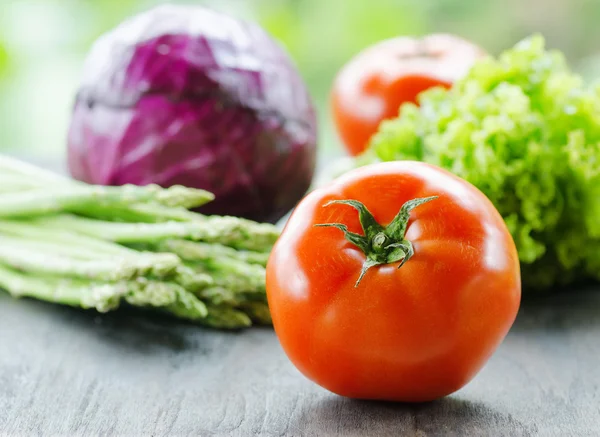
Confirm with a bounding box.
[266,161,521,403]
[331,34,486,156]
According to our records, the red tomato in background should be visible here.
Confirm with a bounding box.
[266,161,520,402]
[331,34,486,156]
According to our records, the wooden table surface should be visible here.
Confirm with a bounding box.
[1,158,599,436]
[1,285,599,436]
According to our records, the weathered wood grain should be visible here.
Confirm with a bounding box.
[0,287,599,436]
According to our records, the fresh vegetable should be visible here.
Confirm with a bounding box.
[0,155,278,329]
[331,34,485,156]
[267,161,521,402]
[365,35,600,289]
[67,4,317,223]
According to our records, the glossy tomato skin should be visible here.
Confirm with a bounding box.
[331,34,486,156]
[266,161,520,402]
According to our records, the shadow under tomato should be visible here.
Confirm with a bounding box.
[294,395,535,437]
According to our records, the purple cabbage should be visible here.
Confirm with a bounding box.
[67,5,317,223]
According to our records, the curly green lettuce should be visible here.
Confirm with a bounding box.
[367,35,600,289]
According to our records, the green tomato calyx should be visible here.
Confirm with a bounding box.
[314,196,437,287]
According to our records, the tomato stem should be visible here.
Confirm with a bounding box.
[315,196,437,287]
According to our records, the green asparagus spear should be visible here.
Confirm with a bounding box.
[0,156,215,209]
[0,264,204,313]
[38,214,279,251]
[0,219,137,257]
[194,260,266,294]
[163,289,209,320]
[0,235,117,261]
[194,286,241,306]
[0,264,126,312]
[0,157,214,218]
[199,305,253,329]
[0,236,181,281]
[159,239,270,266]
[195,286,266,307]
[123,279,181,308]
[74,203,202,223]
[172,265,214,291]
[0,184,214,218]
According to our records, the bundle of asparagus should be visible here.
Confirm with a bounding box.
[0,156,279,329]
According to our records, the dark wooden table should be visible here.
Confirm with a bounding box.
[1,158,599,436]
[0,288,599,436]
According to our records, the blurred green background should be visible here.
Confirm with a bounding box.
[1,0,600,159]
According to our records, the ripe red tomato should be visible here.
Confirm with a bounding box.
[331,34,486,156]
[266,161,520,402]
